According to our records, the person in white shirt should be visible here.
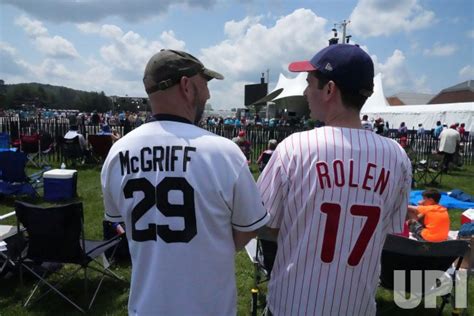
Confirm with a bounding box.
[64,125,87,152]
[438,124,461,172]
[417,123,425,136]
[360,114,372,131]
[101,49,269,316]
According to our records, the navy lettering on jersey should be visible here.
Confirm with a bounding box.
[119,146,196,175]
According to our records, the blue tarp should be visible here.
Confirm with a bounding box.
[410,190,474,210]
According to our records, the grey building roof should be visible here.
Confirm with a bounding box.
[440,80,474,93]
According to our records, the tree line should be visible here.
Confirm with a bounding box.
[0,82,113,113]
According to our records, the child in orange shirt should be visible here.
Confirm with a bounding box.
[408,189,450,242]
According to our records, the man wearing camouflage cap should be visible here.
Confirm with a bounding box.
[101,49,269,315]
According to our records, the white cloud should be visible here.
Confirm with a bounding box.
[77,22,186,77]
[159,31,186,49]
[77,23,124,39]
[0,41,28,76]
[199,8,328,108]
[34,59,76,80]
[423,42,457,56]
[414,75,430,93]
[76,22,99,34]
[3,0,217,23]
[350,0,435,37]
[35,36,80,59]
[3,20,187,96]
[459,65,474,79]
[15,15,48,37]
[224,16,263,39]
[15,15,79,59]
[97,28,185,76]
[0,41,17,56]
[372,49,429,94]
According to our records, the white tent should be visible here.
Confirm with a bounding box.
[268,73,474,131]
[272,72,307,100]
[361,74,474,132]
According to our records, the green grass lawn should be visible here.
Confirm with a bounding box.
[0,162,473,315]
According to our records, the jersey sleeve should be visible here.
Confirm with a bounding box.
[101,156,124,222]
[230,163,270,232]
[387,154,412,234]
[257,147,288,229]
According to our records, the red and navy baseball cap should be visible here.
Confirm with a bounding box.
[289,44,374,97]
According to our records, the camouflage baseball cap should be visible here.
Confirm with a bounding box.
[143,49,224,94]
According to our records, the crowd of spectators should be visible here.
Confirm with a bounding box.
[200,114,319,129]
[360,114,468,141]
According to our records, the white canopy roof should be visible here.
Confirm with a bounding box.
[269,73,474,131]
[360,74,474,131]
[271,72,307,100]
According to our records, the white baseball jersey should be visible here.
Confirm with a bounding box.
[257,126,412,316]
[101,116,269,316]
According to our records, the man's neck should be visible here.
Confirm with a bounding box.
[323,109,363,129]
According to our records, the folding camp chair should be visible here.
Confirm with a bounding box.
[38,132,54,167]
[0,211,26,279]
[245,234,278,316]
[0,212,16,277]
[379,234,470,315]
[425,153,444,186]
[88,135,113,163]
[59,136,84,167]
[15,201,124,313]
[0,151,46,197]
[413,153,444,187]
[20,134,42,168]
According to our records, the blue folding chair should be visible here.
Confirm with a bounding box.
[0,151,46,197]
[0,133,9,149]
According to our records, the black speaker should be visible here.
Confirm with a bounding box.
[244,83,268,106]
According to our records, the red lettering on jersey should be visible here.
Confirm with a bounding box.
[316,161,331,189]
[374,168,390,195]
[362,163,376,191]
[349,159,358,187]
[333,159,345,187]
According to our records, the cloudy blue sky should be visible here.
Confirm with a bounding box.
[0,0,473,109]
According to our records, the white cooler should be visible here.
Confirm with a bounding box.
[43,169,77,202]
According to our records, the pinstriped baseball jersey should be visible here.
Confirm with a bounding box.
[257,126,412,316]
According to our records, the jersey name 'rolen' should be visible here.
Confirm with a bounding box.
[119,146,196,175]
[316,159,390,195]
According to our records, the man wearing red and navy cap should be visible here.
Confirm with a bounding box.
[257,44,412,316]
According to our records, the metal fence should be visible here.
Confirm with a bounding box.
[1,115,472,165]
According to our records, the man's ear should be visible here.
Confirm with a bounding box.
[327,80,335,95]
[179,76,193,101]
[324,80,338,101]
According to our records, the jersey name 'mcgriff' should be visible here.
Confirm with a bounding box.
[119,145,196,175]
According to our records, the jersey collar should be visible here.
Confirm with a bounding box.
[149,114,193,125]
